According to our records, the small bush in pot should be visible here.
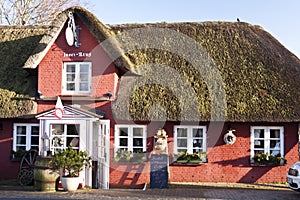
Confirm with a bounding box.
[51,146,92,191]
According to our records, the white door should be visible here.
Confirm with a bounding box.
[98,120,110,189]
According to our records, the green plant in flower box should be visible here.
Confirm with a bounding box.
[174,151,206,164]
[114,149,147,162]
[252,153,286,165]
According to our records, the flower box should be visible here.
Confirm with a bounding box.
[251,153,286,166]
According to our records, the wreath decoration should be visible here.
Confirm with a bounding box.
[223,130,236,145]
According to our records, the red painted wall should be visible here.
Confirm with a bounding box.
[0,120,18,180]
[0,119,38,180]
[109,122,300,188]
[37,16,118,114]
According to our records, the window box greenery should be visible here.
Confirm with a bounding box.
[251,153,286,166]
[10,149,26,161]
[114,149,147,163]
[171,152,207,165]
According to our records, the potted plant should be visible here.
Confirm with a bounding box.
[51,146,91,191]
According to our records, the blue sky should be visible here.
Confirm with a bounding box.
[90,0,300,57]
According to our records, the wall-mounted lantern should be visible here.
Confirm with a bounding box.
[42,132,51,156]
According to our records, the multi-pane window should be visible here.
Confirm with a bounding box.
[50,124,80,152]
[62,62,91,94]
[174,126,207,154]
[250,126,284,158]
[13,124,39,151]
[114,125,146,154]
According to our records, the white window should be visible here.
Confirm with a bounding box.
[13,124,39,151]
[250,126,284,158]
[174,125,207,154]
[50,124,80,152]
[114,125,147,154]
[62,62,91,94]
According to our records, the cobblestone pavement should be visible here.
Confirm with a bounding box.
[0,184,299,200]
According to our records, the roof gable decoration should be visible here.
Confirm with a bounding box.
[54,96,64,120]
[65,11,80,47]
[36,105,103,120]
[23,6,130,70]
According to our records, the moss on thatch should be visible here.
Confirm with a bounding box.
[0,88,36,118]
[0,26,47,93]
[0,26,47,117]
[110,22,300,122]
[129,84,182,120]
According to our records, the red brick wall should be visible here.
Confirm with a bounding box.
[37,17,118,113]
[109,122,300,187]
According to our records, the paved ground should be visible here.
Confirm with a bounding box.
[0,182,299,200]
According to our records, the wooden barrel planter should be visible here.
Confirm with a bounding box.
[34,156,59,192]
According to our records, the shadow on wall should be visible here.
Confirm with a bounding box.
[110,163,147,189]
[212,155,286,183]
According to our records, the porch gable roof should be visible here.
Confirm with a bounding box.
[36,105,104,120]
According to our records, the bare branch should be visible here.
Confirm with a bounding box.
[0,0,90,25]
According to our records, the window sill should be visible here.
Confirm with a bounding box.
[10,157,21,162]
[250,163,286,167]
[114,160,147,164]
[114,158,148,163]
[170,161,207,166]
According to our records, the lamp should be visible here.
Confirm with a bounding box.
[42,132,51,156]
[106,92,113,98]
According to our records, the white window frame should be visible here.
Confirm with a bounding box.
[49,123,80,152]
[62,62,92,95]
[174,125,207,154]
[114,125,147,155]
[250,126,284,159]
[13,123,39,151]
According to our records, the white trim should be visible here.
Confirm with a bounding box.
[36,106,101,120]
[44,119,86,153]
[250,126,284,159]
[62,62,92,95]
[99,120,110,189]
[13,123,39,151]
[114,125,147,155]
[174,125,207,154]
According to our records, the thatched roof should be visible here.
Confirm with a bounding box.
[1,6,299,122]
[0,26,47,118]
[110,22,300,122]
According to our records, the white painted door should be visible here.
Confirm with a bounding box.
[98,120,110,189]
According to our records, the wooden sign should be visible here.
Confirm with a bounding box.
[150,154,168,188]
[65,27,74,46]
